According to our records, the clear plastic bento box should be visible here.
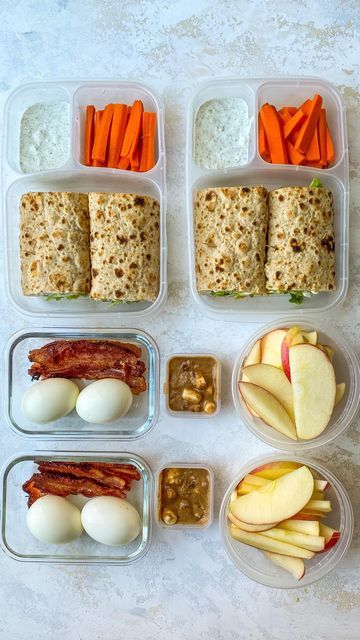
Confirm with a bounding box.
[186,76,349,321]
[4,327,159,439]
[2,80,167,322]
[0,451,153,564]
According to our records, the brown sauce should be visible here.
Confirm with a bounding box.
[159,467,211,526]
[168,356,218,413]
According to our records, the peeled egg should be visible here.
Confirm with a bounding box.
[81,496,141,546]
[76,379,133,424]
[27,495,83,544]
[21,378,79,424]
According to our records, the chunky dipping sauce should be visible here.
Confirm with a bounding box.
[167,355,218,414]
[194,97,249,170]
[20,101,70,173]
[159,467,211,526]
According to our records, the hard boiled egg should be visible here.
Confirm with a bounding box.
[21,378,79,424]
[76,379,133,424]
[81,496,141,546]
[27,495,83,544]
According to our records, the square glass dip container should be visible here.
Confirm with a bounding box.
[156,463,214,530]
[4,328,159,440]
[0,451,153,564]
[163,353,221,418]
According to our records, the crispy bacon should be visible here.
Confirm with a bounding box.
[28,340,147,394]
[22,477,47,506]
[23,473,127,507]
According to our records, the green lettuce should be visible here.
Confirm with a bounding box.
[45,293,87,302]
[309,177,323,189]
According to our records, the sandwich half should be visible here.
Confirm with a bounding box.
[195,186,268,297]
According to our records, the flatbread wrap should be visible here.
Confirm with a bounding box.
[20,192,90,296]
[88,192,160,302]
[265,186,336,293]
[195,186,268,296]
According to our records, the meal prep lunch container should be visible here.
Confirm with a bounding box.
[4,327,159,439]
[163,353,221,418]
[232,317,360,451]
[219,454,353,588]
[0,451,153,564]
[187,76,349,321]
[156,462,214,529]
[3,80,167,322]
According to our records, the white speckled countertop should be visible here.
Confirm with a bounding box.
[0,1,360,638]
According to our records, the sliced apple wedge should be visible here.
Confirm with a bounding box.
[281,326,304,381]
[280,519,320,536]
[289,512,322,521]
[263,551,305,580]
[238,382,297,441]
[237,482,263,496]
[230,526,315,559]
[302,330,318,345]
[319,523,341,550]
[260,527,325,552]
[230,466,314,525]
[227,512,278,532]
[260,329,287,369]
[290,344,336,439]
[242,474,269,488]
[304,499,331,513]
[313,479,330,492]
[334,382,346,407]
[318,344,335,361]
[241,363,295,422]
[244,340,261,367]
[252,463,300,480]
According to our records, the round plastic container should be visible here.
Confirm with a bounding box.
[219,454,354,588]
[232,316,360,451]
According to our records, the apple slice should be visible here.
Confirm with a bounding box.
[252,462,299,480]
[244,340,261,367]
[334,382,346,407]
[314,479,330,492]
[260,329,287,369]
[290,344,336,440]
[281,326,305,381]
[241,363,295,422]
[230,466,314,525]
[319,523,341,550]
[318,344,335,361]
[302,330,317,345]
[280,519,320,536]
[237,482,262,496]
[238,477,323,501]
[230,526,315,559]
[260,527,325,552]
[227,512,278,532]
[263,551,305,580]
[289,512,321,521]
[304,499,331,513]
[238,382,297,441]
[242,474,269,488]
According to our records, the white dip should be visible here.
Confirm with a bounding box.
[20,101,70,173]
[194,98,249,170]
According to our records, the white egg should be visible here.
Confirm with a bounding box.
[76,379,133,424]
[21,378,79,424]
[27,495,83,544]
[81,496,141,546]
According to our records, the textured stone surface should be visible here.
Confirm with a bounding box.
[0,1,359,638]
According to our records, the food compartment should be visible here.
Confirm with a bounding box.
[163,353,221,418]
[0,452,152,564]
[4,82,73,174]
[4,170,166,319]
[4,328,159,439]
[156,463,214,529]
[188,79,256,173]
[219,455,353,588]
[72,81,163,171]
[232,317,360,451]
[256,78,346,169]
[188,166,348,320]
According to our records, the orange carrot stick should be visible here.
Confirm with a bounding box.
[278,109,292,126]
[306,126,321,163]
[92,111,105,167]
[130,145,140,171]
[283,106,297,116]
[140,111,157,171]
[286,140,307,165]
[295,94,323,154]
[84,105,95,166]
[299,99,312,115]
[283,108,307,139]
[326,123,335,163]
[107,104,128,168]
[117,156,130,170]
[318,108,328,168]
[258,112,270,161]
[259,104,288,164]
[92,104,114,163]
[121,100,144,159]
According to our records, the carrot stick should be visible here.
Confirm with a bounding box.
[326,122,335,163]
[258,112,270,161]
[107,104,128,168]
[117,156,130,170]
[121,100,144,159]
[286,140,307,165]
[84,105,95,166]
[283,107,297,116]
[299,98,312,115]
[140,111,157,171]
[92,104,114,163]
[92,111,105,167]
[295,94,323,154]
[306,126,320,163]
[130,145,140,171]
[283,108,307,139]
[278,109,292,126]
[318,108,328,168]
[259,104,288,164]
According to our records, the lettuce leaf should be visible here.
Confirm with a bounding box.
[309,177,323,189]
[45,293,87,301]
[288,291,305,305]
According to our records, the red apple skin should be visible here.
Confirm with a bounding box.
[324,533,341,550]
[289,514,321,521]
[281,337,291,381]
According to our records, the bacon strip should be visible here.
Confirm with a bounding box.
[23,473,127,507]
[27,340,147,394]
[35,461,137,489]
